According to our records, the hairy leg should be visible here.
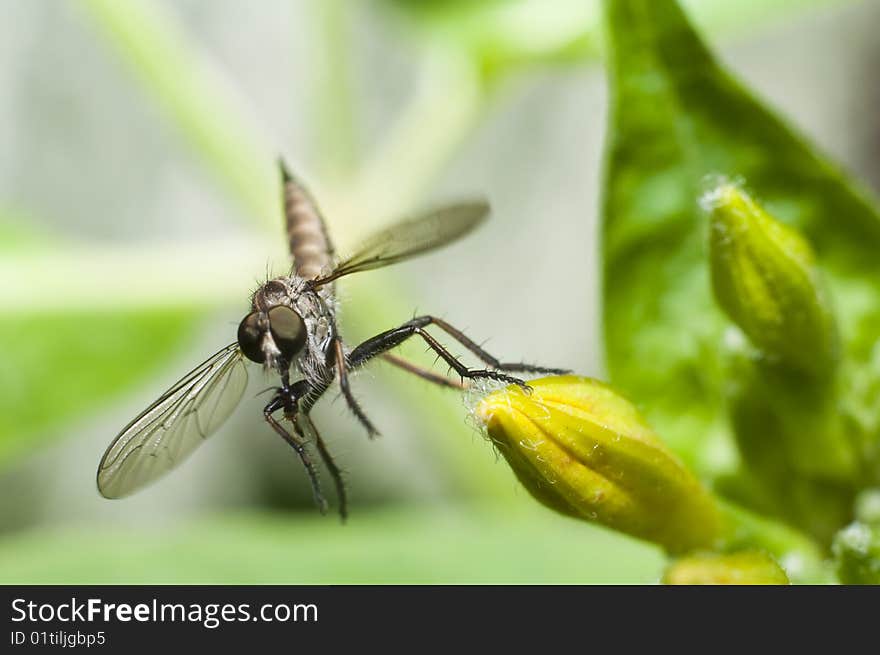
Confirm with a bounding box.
[264,392,327,514]
[296,411,348,521]
[417,316,568,375]
[349,316,531,387]
[333,338,379,438]
[380,353,467,390]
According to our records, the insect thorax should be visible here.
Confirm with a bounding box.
[252,275,337,377]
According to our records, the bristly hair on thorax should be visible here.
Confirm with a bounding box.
[249,275,339,382]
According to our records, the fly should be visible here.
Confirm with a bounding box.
[97,160,566,518]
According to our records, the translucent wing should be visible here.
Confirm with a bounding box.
[97,343,248,498]
[310,200,489,287]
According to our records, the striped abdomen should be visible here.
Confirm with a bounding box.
[280,161,335,280]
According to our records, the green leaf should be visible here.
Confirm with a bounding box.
[0,212,50,251]
[0,212,202,464]
[0,508,663,584]
[600,0,880,473]
[0,308,198,464]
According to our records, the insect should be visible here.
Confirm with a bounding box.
[97,160,566,518]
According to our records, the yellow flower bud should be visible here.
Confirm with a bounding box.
[475,376,721,553]
[704,182,838,376]
[663,550,789,585]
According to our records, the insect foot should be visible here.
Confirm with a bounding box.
[466,369,530,391]
[474,375,721,554]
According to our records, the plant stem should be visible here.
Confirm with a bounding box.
[0,238,274,312]
[309,0,358,183]
[78,0,279,229]
[336,50,486,231]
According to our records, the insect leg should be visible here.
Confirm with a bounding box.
[297,376,330,415]
[333,338,380,438]
[263,393,328,514]
[416,316,569,375]
[380,353,466,390]
[296,411,348,522]
[348,318,529,387]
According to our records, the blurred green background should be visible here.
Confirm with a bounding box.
[0,0,877,583]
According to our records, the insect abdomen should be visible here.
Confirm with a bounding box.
[281,162,335,280]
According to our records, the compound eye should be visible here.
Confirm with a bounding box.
[237,312,266,363]
[268,306,307,361]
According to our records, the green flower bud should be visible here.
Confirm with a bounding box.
[703,182,838,377]
[833,522,880,584]
[475,376,721,554]
[726,349,858,541]
[663,550,789,585]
